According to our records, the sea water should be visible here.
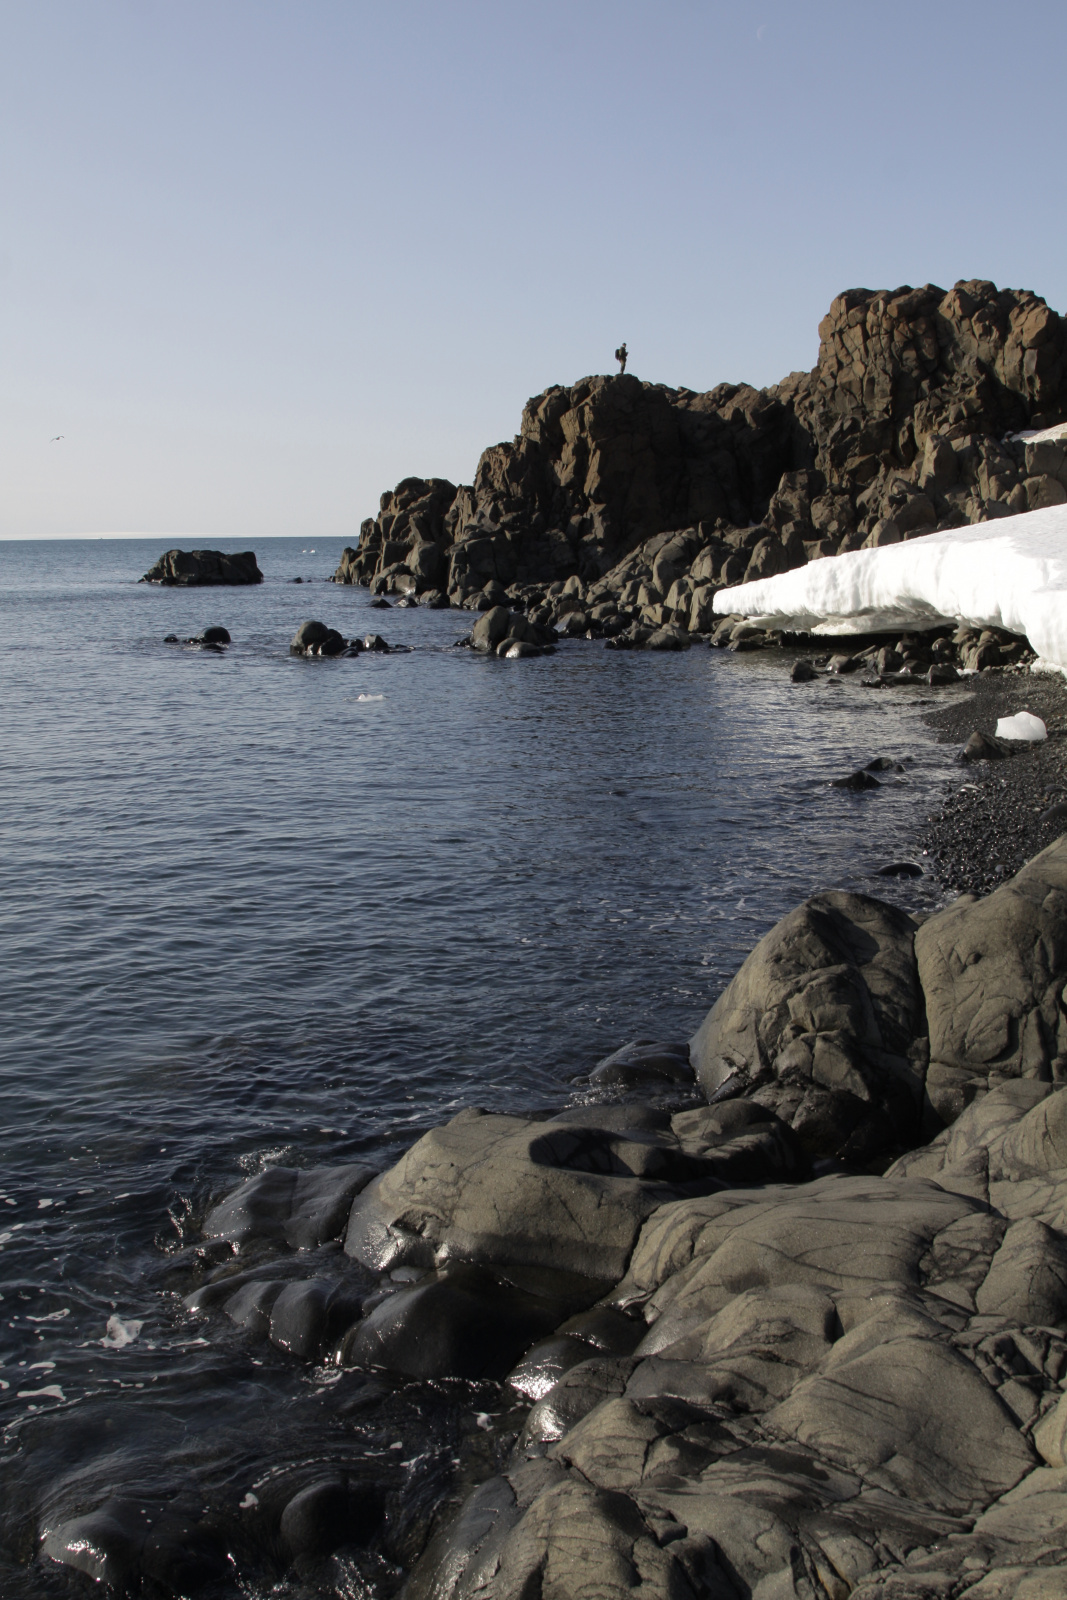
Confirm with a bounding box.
[0,537,960,1595]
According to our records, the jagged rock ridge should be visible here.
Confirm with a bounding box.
[335,279,1067,641]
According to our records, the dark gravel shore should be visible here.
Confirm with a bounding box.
[917,668,1067,894]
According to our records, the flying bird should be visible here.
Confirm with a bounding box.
[51,435,64,442]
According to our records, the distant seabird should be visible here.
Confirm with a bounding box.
[51,435,64,442]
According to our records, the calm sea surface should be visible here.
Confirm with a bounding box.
[0,537,962,1596]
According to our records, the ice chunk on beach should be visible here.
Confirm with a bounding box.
[996,712,1047,742]
[713,502,1067,675]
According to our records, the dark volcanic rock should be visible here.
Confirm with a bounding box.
[341,1263,567,1380]
[289,620,348,657]
[333,477,458,592]
[916,834,1067,1087]
[140,549,262,586]
[340,279,1067,631]
[342,1107,722,1284]
[201,1161,376,1251]
[689,891,925,1162]
[831,769,882,790]
[589,1039,694,1090]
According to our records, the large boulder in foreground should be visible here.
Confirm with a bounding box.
[411,1141,1050,1600]
[916,835,1067,1108]
[689,891,925,1162]
[342,1106,795,1286]
[140,548,263,586]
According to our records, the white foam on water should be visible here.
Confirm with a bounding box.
[101,1314,144,1348]
[714,502,1067,675]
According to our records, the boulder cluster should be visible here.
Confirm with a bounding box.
[333,281,1067,660]
[43,837,1067,1595]
[140,549,263,586]
[288,620,392,657]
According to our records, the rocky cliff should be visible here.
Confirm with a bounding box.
[335,280,1067,641]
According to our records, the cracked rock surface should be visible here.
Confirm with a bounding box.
[43,838,1067,1597]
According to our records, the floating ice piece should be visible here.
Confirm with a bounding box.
[714,502,1067,675]
[996,712,1047,742]
[101,1313,143,1348]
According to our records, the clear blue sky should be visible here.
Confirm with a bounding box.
[3,0,1066,540]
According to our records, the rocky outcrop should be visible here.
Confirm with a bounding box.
[689,890,926,1165]
[140,549,263,585]
[337,281,1067,651]
[333,477,459,594]
[49,836,1067,1597]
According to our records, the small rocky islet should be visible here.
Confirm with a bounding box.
[140,549,263,586]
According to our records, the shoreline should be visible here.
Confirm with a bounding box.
[39,655,1067,1596]
[916,667,1067,895]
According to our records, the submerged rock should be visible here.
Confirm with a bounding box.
[589,1039,694,1089]
[202,1161,376,1251]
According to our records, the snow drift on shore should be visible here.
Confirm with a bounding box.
[714,502,1067,674]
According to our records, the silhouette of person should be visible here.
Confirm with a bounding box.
[615,342,628,374]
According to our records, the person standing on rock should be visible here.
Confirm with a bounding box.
[615,342,628,374]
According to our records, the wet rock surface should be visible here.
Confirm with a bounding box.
[29,836,1067,1598]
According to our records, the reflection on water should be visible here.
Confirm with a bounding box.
[0,538,962,1594]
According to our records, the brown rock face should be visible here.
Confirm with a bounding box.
[340,280,1067,610]
[333,475,457,591]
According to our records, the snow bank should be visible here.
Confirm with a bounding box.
[713,502,1067,675]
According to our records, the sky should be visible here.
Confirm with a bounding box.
[2,1,1067,541]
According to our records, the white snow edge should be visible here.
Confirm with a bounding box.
[713,502,1067,676]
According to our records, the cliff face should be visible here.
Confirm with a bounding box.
[335,279,1067,618]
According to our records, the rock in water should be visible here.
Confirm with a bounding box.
[201,1161,377,1250]
[289,620,348,656]
[831,769,882,790]
[139,549,262,586]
